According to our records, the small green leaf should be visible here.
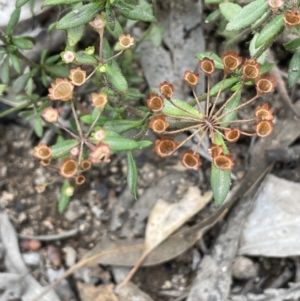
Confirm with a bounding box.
[205,9,221,23]
[105,16,124,39]
[52,139,79,158]
[105,64,128,93]
[56,2,104,30]
[113,0,156,22]
[106,7,116,31]
[144,24,164,47]
[250,33,267,64]
[9,53,21,74]
[67,25,85,46]
[13,72,31,93]
[220,90,241,127]
[195,52,223,69]
[210,78,239,96]
[45,65,70,78]
[11,37,33,49]
[43,0,84,6]
[163,99,202,118]
[103,119,144,133]
[45,54,60,64]
[288,51,300,87]
[127,151,138,199]
[75,52,98,65]
[260,63,275,75]
[136,140,152,149]
[34,118,43,138]
[58,180,73,213]
[41,70,48,87]
[103,132,140,152]
[284,37,300,51]
[123,88,144,100]
[102,38,112,61]
[7,8,21,34]
[219,3,241,21]
[16,0,30,7]
[255,14,284,48]
[226,0,268,31]
[0,56,10,85]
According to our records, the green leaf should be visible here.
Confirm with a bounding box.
[45,54,60,64]
[13,72,31,93]
[56,3,104,30]
[45,65,70,78]
[288,51,300,87]
[103,119,144,133]
[220,90,241,127]
[105,64,128,93]
[41,70,48,87]
[103,132,141,152]
[75,52,98,65]
[105,16,124,39]
[91,107,101,122]
[284,37,300,51]
[136,140,152,149]
[195,52,223,69]
[163,99,202,118]
[34,118,43,138]
[226,0,268,31]
[205,9,221,23]
[43,0,85,6]
[67,25,85,46]
[106,7,116,32]
[52,139,79,158]
[0,56,10,85]
[11,37,33,50]
[7,8,21,34]
[219,3,241,21]
[210,78,239,96]
[249,33,267,64]
[127,151,138,199]
[260,62,275,75]
[58,180,73,213]
[255,14,284,48]
[123,88,144,100]
[9,53,21,74]
[144,24,164,47]
[102,38,112,61]
[16,0,30,7]
[113,0,156,22]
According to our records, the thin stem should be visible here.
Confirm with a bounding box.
[209,74,227,118]
[163,124,201,134]
[98,28,104,62]
[192,88,205,115]
[206,76,211,116]
[213,83,244,117]
[78,140,84,163]
[194,129,208,155]
[0,99,32,118]
[86,109,101,137]
[216,117,257,126]
[57,121,80,140]
[167,98,201,119]
[215,94,259,121]
[85,69,96,82]
[240,131,256,137]
[70,100,83,138]
[164,114,200,122]
[104,50,123,63]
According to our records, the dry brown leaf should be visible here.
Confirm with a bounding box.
[77,282,118,301]
[117,282,154,301]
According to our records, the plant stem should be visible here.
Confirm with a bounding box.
[209,74,227,117]
[70,100,83,138]
[164,124,201,134]
[0,100,32,118]
[86,109,101,137]
[192,87,205,115]
[194,129,208,155]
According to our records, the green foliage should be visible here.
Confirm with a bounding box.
[163,99,202,118]
[288,51,300,87]
[58,180,73,213]
[127,151,138,199]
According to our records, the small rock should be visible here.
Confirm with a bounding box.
[22,252,40,266]
[64,199,86,222]
[94,183,109,199]
[91,205,104,219]
[63,246,77,267]
[47,245,62,267]
[232,256,258,280]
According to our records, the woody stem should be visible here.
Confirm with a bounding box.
[216,117,258,126]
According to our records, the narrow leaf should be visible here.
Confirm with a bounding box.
[103,119,144,133]
[284,37,300,51]
[226,0,268,31]
[34,118,43,138]
[0,56,10,85]
[220,90,241,127]
[45,65,69,78]
[16,0,30,7]
[163,99,202,118]
[195,52,223,69]
[11,37,33,50]
[249,33,267,64]
[255,14,284,48]
[288,51,300,87]
[102,133,140,152]
[9,53,21,74]
[13,72,31,93]
[52,139,79,158]
[56,3,104,30]
[210,78,239,96]
[58,180,72,213]
[105,64,128,93]
[7,8,21,34]
[219,3,241,21]
[43,0,84,6]
[127,151,138,199]
[67,25,85,46]
[75,52,98,65]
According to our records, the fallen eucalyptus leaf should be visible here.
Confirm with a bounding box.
[77,282,118,301]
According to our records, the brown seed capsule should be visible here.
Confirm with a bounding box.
[154,137,179,158]
[183,71,200,86]
[33,143,52,160]
[147,93,164,112]
[91,92,108,110]
[254,120,274,137]
[149,115,169,134]
[59,158,78,178]
[213,154,234,170]
[284,9,300,28]
[222,51,242,74]
[80,159,92,171]
[75,174,85,185]
[199,57,215,75]
[224,128,241,143]
[69,67,86,86]
[242,59,261,81]
[180,150,202,170]
[255,103,273,120]
[118,34,134,49]
[48,78,74,101]
[255,74,277,95]
[159,81,174,99]
[209,143,224,158]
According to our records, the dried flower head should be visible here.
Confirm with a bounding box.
[61,51,75,63]
[149,115,169,134]
[199,57,215,75]
[242,59,261,81]
[154,137,179,158]
[40,159,51,167]
[75,175,85,185]
[91,92,108,110]
[89,14,106,31]
[34,143,52,160]
[69,67,86,86]
[255,74,277,95]
[224,128,241,143]
[254,120,274,137]
[89,142,111,164]
[222,51,242,74]
[159,81,174,99]
[180,150,202,170]
[213,154,234,170]
[48,78,74,101]
[42,107,59,123]
[94,129,106,141]
[147,93,164,112]
[267,0,284,13]
[80,159,92,171]
[59,158,78,178]
[255,103,274,120]
[209,144,224,158]
[118,34,134,49]
[70,147,80,157]
[183,71,199,86]
[284,9,300,28]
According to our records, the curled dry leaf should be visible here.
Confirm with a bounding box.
[77,282,118,301]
